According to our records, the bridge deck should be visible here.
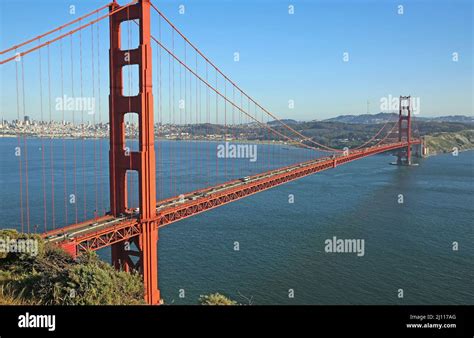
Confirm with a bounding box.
[43,140,420,256]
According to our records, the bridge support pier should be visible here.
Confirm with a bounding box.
[109,0,160,304]
[112,242,132,272]
[414,141,423,158]
[140,222,160,304]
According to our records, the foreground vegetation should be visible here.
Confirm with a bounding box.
[0,230,239,305]
[199,293,238,305]
[0,230,145,305]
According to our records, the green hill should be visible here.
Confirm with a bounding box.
[423,130,474,156]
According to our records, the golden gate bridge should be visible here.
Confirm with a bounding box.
[0,0,421,304]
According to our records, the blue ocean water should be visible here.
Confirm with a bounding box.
[1,138,472,304]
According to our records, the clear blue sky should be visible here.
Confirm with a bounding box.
[1,0,472,122]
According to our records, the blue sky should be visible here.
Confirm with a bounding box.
[0,0,472,122]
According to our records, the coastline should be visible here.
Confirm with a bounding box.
[2,131,473,157]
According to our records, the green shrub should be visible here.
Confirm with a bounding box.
[199,293,238,305]
[0,230,144,305]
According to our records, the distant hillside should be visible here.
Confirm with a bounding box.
[419,115,474,123]
[267,119,298,126]
[324,113,397,124]
[183,115,473,150]
[423,130,474,156]
[324,113,473,124]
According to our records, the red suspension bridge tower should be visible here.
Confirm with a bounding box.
[397,96,413,165]
[108,0,160,304]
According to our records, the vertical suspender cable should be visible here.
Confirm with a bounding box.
[38,39,48,232]
[15,52,24,232]
[47,45,55,229]
[96,13,104,215]
[79,19,87,220]
[71,35,78,224]
[91,23,98,218]
[60,30,68,225]
[21,59,30,233]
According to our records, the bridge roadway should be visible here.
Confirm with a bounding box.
[42,140,420,256]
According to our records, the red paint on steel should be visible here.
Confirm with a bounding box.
[108,0,160,305]
[54,140,420,255]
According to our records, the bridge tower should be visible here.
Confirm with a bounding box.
[397,96,412,165]
[108,0,160,304]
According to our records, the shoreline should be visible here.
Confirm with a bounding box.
[2,134,473,157]
[422,147,474,158]
[0,134,299,148]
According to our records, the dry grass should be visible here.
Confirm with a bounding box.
[0,284,37,305]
